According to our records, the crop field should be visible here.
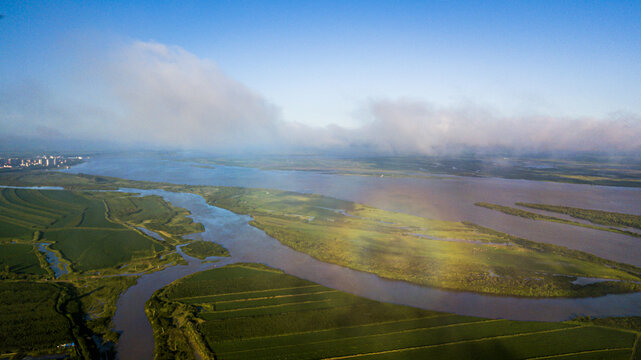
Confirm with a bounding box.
[0,282,78,356]
[105,194,204,242]
[0,243,46,275]
[45,228,163,271]
[0,187,207,274]
[186,186,641,297]
[147,264,641,360]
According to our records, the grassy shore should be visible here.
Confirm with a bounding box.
[146,264,641,360]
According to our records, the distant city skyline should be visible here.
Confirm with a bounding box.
[1,1,640,154]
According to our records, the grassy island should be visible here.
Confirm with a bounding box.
[181,240,230,259]
[186,186,641,297]
[475,202,641,238]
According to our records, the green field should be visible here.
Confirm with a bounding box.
[105,194,204,243]
[475,202,641,238]
[147,264,641,360]
[0,282,85,357]
[181,240,230,259]
[45,228,163,272]
[185,186,641,297]
[0,187,208,274]
[0,243,46,275]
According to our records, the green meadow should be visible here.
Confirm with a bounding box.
[0,281,88,357]
[105,194,204,243]
[0,183,209,356]
[0,187,207,274]
[0,243,46,275]
[147,264,641,360]
[181,240,230,259]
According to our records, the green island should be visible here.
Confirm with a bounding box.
[0,178,207,358]
[181,240,230,259]
[146,263,641,360]
[517,203,641,230]
[475,202,641,238]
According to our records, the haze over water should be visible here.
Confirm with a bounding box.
[67,155,641,266]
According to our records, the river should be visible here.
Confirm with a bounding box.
[61,156,641,359]
[111,188,641,360]
[67,155,641,266]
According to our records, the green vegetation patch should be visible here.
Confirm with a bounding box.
[476,202,641,238]
[0,218,33,240]
[46,228,163,272]
[0,243,46,275]
[0,185,206,274]
[105,194,204,239]
[181,240,229,259]
[74,276,139,343]
[0,282,75,354]
[518,202,641,230]
[147,264,640,360]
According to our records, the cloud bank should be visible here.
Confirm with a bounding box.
[2,40,640,155]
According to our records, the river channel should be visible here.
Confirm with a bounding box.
[67,155,641,266]
[61,156,641,359]
[111,188,641,360]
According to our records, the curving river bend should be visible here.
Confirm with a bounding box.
[111,189,641,360]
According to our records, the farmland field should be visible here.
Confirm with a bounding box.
[0,187,207,274]
[0,281,84,357]
[45,228,163,272]
[147,264,641,360]
[0,243,46,275]
[105,194,204,243]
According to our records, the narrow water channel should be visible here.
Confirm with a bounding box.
[37,242,69,278]
[112,189,641,360]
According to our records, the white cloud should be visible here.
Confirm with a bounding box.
[106,41,284,152]
[2,40,640,155]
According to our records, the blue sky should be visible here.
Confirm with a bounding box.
[1,1,640,153]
